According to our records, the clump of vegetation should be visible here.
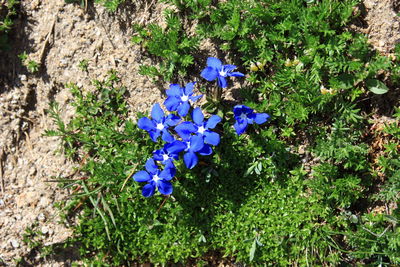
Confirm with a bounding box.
[18,51,40,73]
[0,0,18,50]
[47,0,400,265]
[132,9,199,82]
[64,0,125,12]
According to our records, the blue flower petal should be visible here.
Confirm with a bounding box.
[184,82,196,95]
[133,170,151,182]
[205,115,221,129]
[138,117,155,131]
[166,140,186,154]
[160,158,174,167]
[151,103,164,122]
[165,160,176,176]
[233,105,253,117]
[152,149,164,161]
[159,167,174,181]
[145,158,158,174]
[177,101,190,117]
[198,144,212,155]
[201,67,218,81]
[158,180,173,195]
[243,105,254,114]
[184,151,198,169]
[161,130,174,143]
[175,122,196,140]
[247,115,255,124]
[149,130,160,142]
[190,135,204,152]
[189,94,203,102]
[233,105,244,116]
[142,183,155,197]
[165,114,181,126]
[234,120,248,135]
[192,107,204,125]
[207,57,222,69]
[166,84,182,97]
[229,71,245,77]
[204,131,220,146]
[217,76,228,88]
[164,96,181,112]
[223,64,237,72]
[254,113,270,124]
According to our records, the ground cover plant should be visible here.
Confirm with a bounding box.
[65,0,125,12]
[47,0,400,265]
[0,0,18,50]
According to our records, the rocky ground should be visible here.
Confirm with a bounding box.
[0,0,399,266]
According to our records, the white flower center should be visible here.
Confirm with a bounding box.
[162,154,169,161]
[181,95,189,102]
[153,174,161,182]
[239,113,247,120]
[156,123,164,130]
[219,69,227,77]
[185,141,191,151]
[198,126,206,135]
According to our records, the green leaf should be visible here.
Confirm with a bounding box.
[349,214,358,224]
[333,74,355,90]
[249,239,257,262]
[366,79,389,94]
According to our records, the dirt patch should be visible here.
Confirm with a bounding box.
[354,0,400,54]
[0,0,168,265]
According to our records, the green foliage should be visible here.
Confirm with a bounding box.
[132,9,199,82]
[64,0,125,12]
[0,0,19,50]
[160,0,211,19]
[47,0,400,265]
[346,212,400,264]
[18,51,40,73]
[22,223,44,250]
[77,59,89,72]
[95,0,125,11]
[197,0,397,127]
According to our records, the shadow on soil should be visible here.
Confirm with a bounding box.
[16,242,81,267]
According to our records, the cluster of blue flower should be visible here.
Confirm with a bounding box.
[133,57,269,197]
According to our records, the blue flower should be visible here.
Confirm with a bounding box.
[175,107,221,146]
[164,82,202,117]
[153,140,186,167]
[138,103,181,142]
[233,105,270,135]
[133,158,175,197]
[201,57,245,88]
[182,135,206,169]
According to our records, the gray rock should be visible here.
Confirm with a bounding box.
[37,213,46,222]
[10,239,19,248]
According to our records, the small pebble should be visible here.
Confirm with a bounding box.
[10,239,20,248]
[41,226,49,234]
[37,213,46,222]
[19,74,27,81]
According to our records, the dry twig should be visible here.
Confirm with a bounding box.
[157,195,170,213]
[121,164,137,192]
[0,107,35,123]
[24,132,34,158]
[0,149,5,194]
[39,14,57,65]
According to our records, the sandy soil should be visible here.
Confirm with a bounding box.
[0,0,399,265]
[0,0,167,265]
